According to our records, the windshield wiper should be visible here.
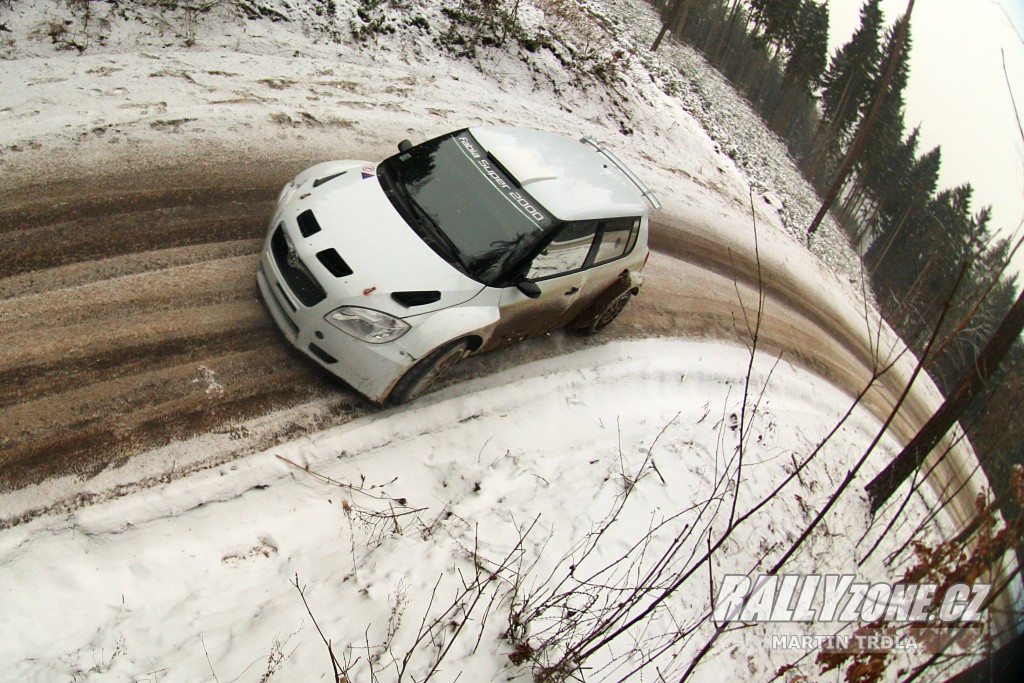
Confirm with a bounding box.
[380,167,467,271]
[408,198,467,270]
[471,232,538,284]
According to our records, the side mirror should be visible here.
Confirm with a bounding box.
[516,280,542,299]
[398,139,413,153]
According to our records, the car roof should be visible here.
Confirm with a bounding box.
[469,126,649,222]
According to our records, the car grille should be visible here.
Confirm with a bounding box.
[270,224,327,307]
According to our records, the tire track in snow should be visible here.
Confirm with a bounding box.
[0,162,973,528]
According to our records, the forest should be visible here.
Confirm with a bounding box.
[650,0,1024,522]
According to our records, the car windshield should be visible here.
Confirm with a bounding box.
[378,130,558,284]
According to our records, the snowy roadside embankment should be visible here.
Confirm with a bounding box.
[0,339,952,681]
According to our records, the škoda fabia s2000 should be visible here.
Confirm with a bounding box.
[257,126,660,403]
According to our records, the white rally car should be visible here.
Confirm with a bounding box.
[257,126,660,403]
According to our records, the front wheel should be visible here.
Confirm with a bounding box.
[388,339,470,404]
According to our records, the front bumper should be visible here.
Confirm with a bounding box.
[257,251,416,403]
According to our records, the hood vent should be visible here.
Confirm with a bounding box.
[391,291,442,308]
[297,209,322,237]
[316,248,354,277]
[313,171,348,188]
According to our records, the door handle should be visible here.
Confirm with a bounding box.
[564,286,579,296]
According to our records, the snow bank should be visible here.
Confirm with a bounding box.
[0,339,948,681]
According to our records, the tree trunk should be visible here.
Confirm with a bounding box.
[651,0,687,52]
[865,285,1024,512]
[713,0,743,62]
[807,0,915,240]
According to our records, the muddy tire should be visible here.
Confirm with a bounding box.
[388,339,471,404]
[570,288,634,336]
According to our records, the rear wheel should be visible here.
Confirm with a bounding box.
[388,339,470,404]
[572,289,633,336]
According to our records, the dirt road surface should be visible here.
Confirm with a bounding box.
[0,159,975,527]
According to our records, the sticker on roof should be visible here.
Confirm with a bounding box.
[361,166,376,179]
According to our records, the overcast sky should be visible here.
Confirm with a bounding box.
[826,0,1024,275]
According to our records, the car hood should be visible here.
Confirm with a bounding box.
[279,162,486,318]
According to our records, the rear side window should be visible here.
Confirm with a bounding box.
[593,218,640,265]
[526,217,641,281]
[527,220,599,280]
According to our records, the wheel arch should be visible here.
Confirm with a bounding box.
[398,305,499,359]
[569,270,641,330]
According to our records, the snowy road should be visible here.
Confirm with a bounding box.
[0,0,983,534]
[0,156,977,528]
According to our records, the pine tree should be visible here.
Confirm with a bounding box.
[843,19,912,230]
[861,130,928,250]
[748,0,794,36]
[821,0,884,125]
[869,127,924,238]
[806,0,910,239]
[782,0,829,92]
[893,184,977,340]
[814,0,884,172]
[748,0,802,56]
[769,0,828,124]
[863,140,940,331]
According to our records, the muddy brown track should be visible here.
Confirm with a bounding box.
[0,160,962,518]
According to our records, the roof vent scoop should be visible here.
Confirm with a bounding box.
[487,146,557,186]
[391,291,442,308]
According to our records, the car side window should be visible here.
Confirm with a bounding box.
[593,218,641,265]
[526,220,599,280]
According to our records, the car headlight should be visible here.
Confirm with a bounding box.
[324,307,410,344]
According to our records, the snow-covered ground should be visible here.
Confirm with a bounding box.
[0,0,865,287]
[0,1,1013,680]
[0,339,948,681]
